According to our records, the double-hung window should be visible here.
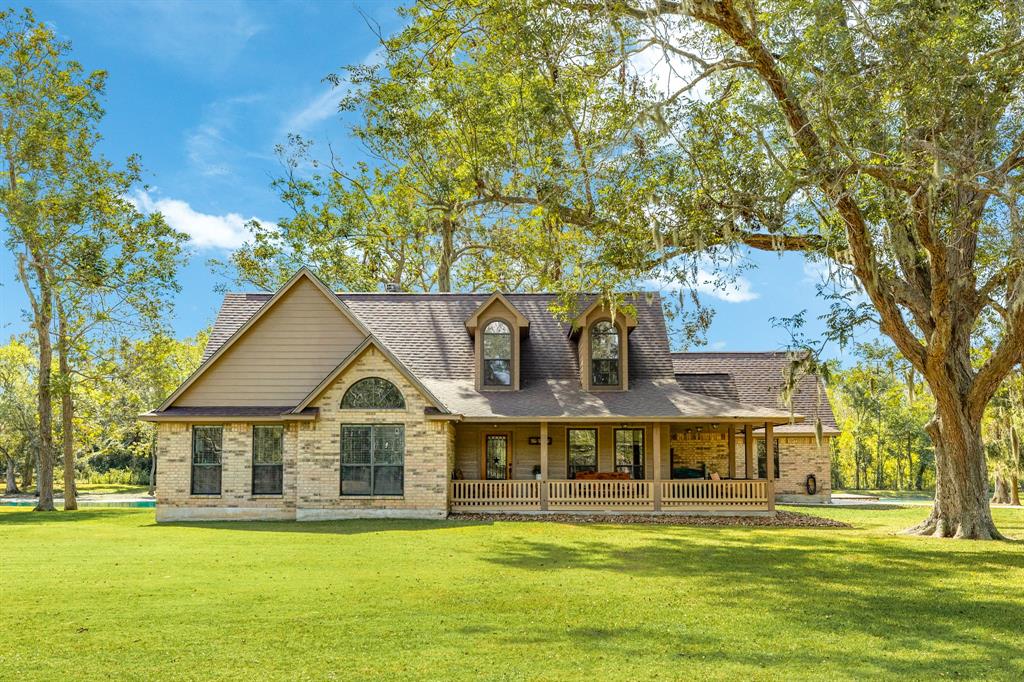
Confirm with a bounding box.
[252,425,284,495]
[614,428,644,479]
[341,424,405,496]
[567,428,598,478]
[482,320,513,387]
[191,426,222,495]
[591,321,620,386]
[757,439,781,479]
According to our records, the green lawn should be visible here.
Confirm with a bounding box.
[834,489,935,501]
[62,483,151,496]
[2,506,1022,681]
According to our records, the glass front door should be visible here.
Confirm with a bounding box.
[484,434,511,480]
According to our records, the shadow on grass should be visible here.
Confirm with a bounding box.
[156,518,495,535]
[0,508,126,524]
[475,527,1024,678]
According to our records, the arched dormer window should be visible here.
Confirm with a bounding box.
[590,320,620,387]
[482,320,513,386]
[341,377,406,409]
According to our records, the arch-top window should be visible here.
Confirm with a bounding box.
[341,377,406,409]
[482,320,513,386]
[590,321,620,386]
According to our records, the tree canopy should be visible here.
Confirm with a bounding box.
[251,0,1024,538]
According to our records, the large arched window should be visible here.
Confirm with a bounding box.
[590,321,620,386]
[341,377,406,409]
[482,320,512,386]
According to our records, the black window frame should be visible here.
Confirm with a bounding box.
[590,320,620,387]
[252,425,284,496]
[481,319,513,387]
[341,377,406,410]
[566,428,598,478]
[614,428,645,480]
[340,423,405,496]
[756,438,781,479]
[191,425,223,496]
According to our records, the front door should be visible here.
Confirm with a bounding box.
[484,434,511,480]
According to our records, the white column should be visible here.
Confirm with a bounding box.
[744,424,754,479]
[652,423,662,511]
[540,421,549,511]
[727,426,736,479]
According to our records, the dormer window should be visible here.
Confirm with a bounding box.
[590,320,620,386]
[466,293,529,391]
[483,320,513,386]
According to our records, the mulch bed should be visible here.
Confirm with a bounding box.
[450,509,850,528]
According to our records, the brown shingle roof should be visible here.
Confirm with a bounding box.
[196,291,800,422]
[672,352,839,434]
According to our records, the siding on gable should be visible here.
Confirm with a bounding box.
[175,277,367,407]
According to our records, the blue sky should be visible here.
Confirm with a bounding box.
[0,0,871,361]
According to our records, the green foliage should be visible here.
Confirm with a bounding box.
[0,332,205,489]
[830,343,935,491]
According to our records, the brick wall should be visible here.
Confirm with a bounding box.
[669,428,730,477]
[295,346,452,519]
[154,421,299,521]
[666,428,831,500]
[155,344,454,521]
[733,434,832,500]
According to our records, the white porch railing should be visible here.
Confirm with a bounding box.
[547,480,654,510]
[660,479,770,509]
[449,480,541,511]
[449,479,772,512]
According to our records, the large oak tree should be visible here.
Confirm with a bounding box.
[342,0,1023,538]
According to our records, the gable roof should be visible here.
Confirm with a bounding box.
[195,289,797,423]
[156,268,370,411]
[464,292,530,335]
[291,336,446,414]
[672,352,839,434]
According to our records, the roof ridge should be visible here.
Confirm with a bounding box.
[672,350,791,355]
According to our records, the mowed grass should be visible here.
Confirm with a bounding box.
[1,506,1022,681]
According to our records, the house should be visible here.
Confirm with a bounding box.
[140,268,837,522]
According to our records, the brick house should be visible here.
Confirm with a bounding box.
[141,268,837,521]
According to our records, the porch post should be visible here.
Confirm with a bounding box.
[726,426,736,479]
[744,424,754,479]
[652,422,662,511]
[540,421,549,511]
[765,421,775,511]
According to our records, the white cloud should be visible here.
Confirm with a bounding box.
[643,265,760,304]
[284,86,344,135]
[692,268,760,303]
[183,94,266,179]
[280,47,384,135]
[64,0,264,76]
[709,340,727,350]
[131,191,271,250]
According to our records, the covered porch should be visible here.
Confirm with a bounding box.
[448,420,781,513]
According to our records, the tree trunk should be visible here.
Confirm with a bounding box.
[854,442,861,489]
[905,406,1003,539]
[5,458,19,494]
[1011,427,1021,507]
[58,305,77,511]
[21,448,33,491]
[436,215,455,292]
[34,296,55,512]
[991,471,1010,504]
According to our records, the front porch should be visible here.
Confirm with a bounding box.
[449,421,780,513]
